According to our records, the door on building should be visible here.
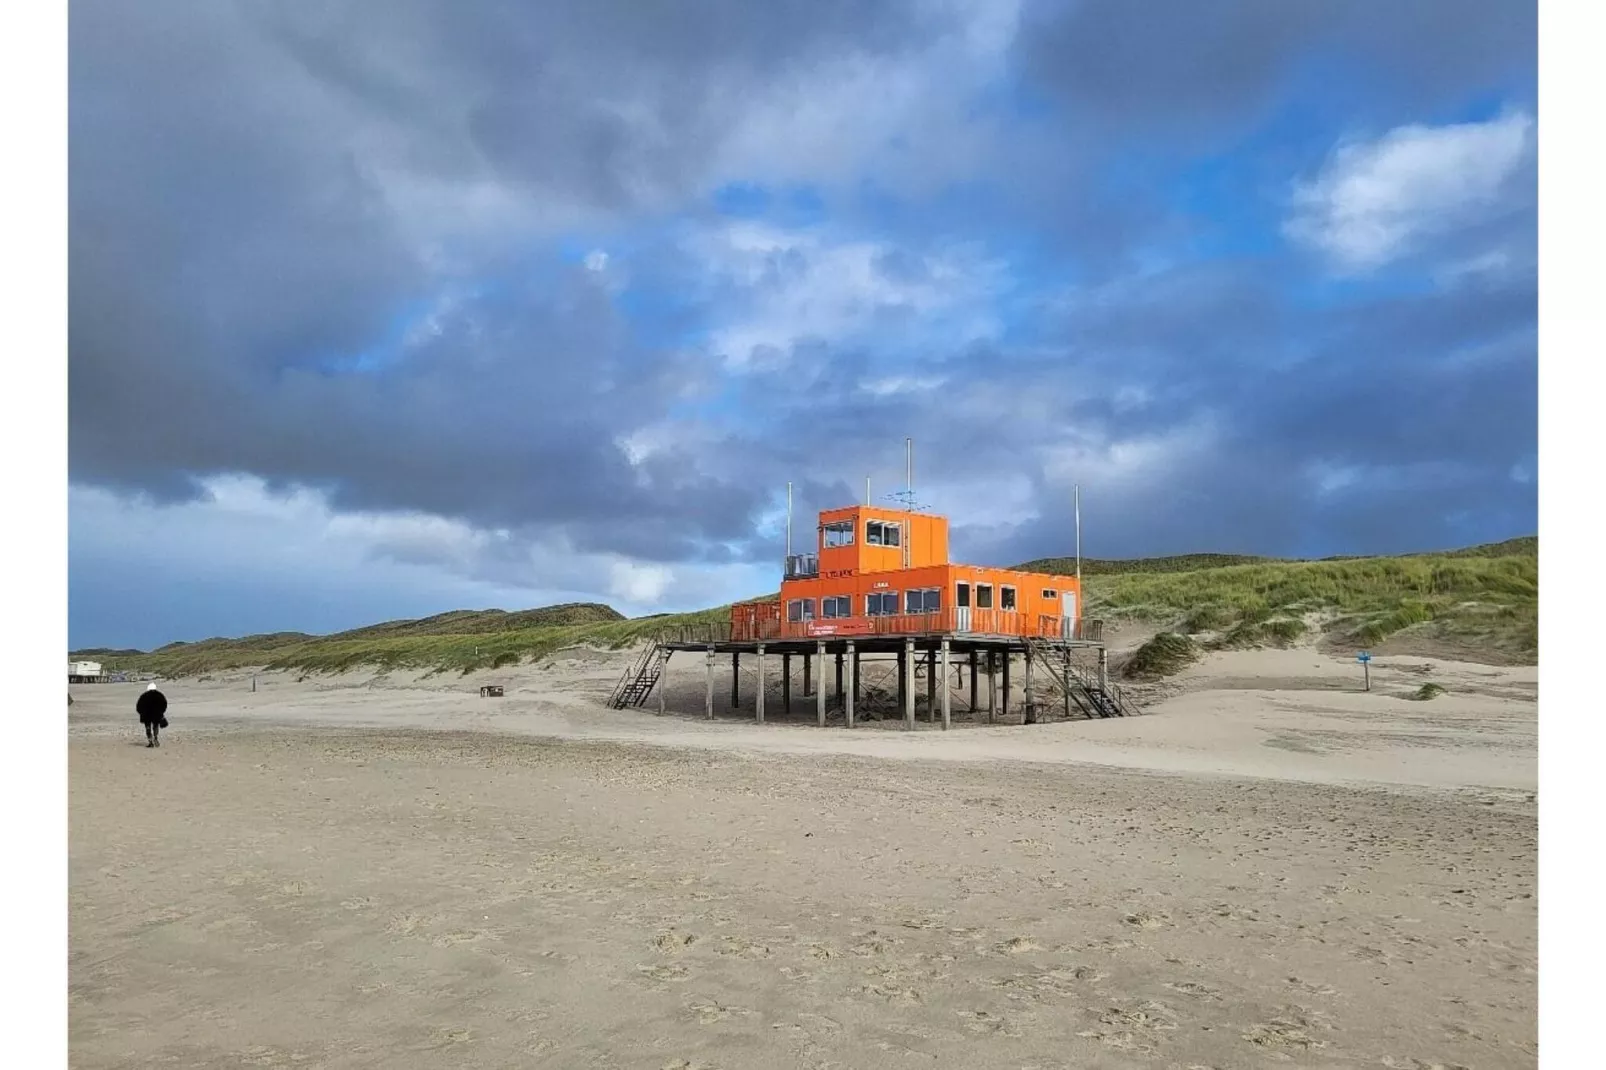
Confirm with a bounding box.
[1062,590,1078,640]
[955,581,971,632]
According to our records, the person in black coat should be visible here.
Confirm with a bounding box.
[136,683,169,748]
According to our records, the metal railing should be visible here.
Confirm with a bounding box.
[716,607,1106,644]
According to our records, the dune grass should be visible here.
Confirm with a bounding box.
[1122,632,1202,680]
[1084,548,1536,661]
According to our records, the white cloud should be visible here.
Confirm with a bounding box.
[583,249,610,272]
[1285,110,1534,271]
[687,222,1008,368]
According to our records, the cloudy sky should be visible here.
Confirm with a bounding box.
[68,0,1537,650]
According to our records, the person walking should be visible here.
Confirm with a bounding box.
[136,682,168,748]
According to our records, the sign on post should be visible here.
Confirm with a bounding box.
[1357,651,1372,691]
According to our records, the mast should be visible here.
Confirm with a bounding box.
[786,481,793,560]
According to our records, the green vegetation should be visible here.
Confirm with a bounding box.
[74,537,1537,677]
[1070,540,1536,662]
[79,603,727,678]
[1411,683,1448,701]
[1122,632,1202,679]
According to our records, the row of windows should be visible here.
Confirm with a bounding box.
[789,586,1069,621]
[788,588,943,621]
[818,518,903,549]
[787,585,1070,622]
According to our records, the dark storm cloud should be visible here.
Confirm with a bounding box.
[1017,0,1536,136]
[68,0,937,557]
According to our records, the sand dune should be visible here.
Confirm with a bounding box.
[69,641,1536,1068]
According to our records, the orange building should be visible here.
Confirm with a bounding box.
[634,496,1129,730]
[728,503,1087,644]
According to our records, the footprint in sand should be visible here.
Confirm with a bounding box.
[636,963,690,984]
[652,930,697,953]
[999,936,1041,954]
[1242,1015,1325,1052]
[1122,912,1169,931]
[688,997,753,1025]
[1163,980,1222,1001]
[1380,1059,1471,1070]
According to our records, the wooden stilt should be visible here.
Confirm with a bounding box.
[1023,647,1034,725]
[816,641,827,727]
[969,649,978,714]
[803,652,812,696]
[782,653,791,716]
[853,648,862,702]
[1098,647,1110,691]
[657,648,669,716]
[988,651,999,724]
[1062,647,1072,720]
[705,645,715,720]
[903,638,916,730]
[731,652,740,709]
[925,646,936,722]
[940,639,951,731]
[844,641,856,728]
[1002,650,1011,721]
[756,645,766,724]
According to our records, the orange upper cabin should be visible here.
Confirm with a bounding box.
[732,505,1084,642]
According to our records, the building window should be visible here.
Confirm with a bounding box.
[904,587,941,613]
[975,584,993,609]
[821,520,855,548]
[1042,588,1058,600]
[787,598,816,623]
[866,591,899,616]
[956,582,970,608]
[821,595,852,619]
[866,520,901,547]
[1001,586,1017,611]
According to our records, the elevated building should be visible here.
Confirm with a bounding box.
[614,498,1133,728]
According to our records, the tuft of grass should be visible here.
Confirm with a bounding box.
[1180,603,1235,634]
[1122,632,1201,680]
[1216,616,1308,649]
[1411,683,1447,701]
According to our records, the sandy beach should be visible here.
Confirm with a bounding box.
[69,642,1537,1068]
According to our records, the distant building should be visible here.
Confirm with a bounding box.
[69,661,106,684]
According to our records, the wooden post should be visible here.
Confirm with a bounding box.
[1062,647,1072,720]
[705,645,715,720]
[897,647,907,719]
[853,648,862,702]
[940,639,951,730]
[657,648,669,716]
[816,641,827,726]
[731,651,740,709]
[844,641,856,728]
[982,645,995,719]
[1001,650,1011,720]
[903,638,916,730]
[1023,646,1035,724]
[925,646,936,723]
[969,649,978,714]
[782,653,791,716]
[803,651,812,696]
[1097,647,1109,692]
[756,645,766,723]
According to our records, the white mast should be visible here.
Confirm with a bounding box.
[1074,483,1082,632]
[786,481,793,559]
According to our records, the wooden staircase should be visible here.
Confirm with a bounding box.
[1023,637,1136,719]
[607,641,666,709]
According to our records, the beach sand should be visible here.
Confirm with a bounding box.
[69,642,1536,1068]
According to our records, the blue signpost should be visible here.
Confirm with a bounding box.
[1357,651,1372,691]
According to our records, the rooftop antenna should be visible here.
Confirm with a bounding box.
[884,438,928,512]
[865,475,871,506]
[785,481,793,559]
